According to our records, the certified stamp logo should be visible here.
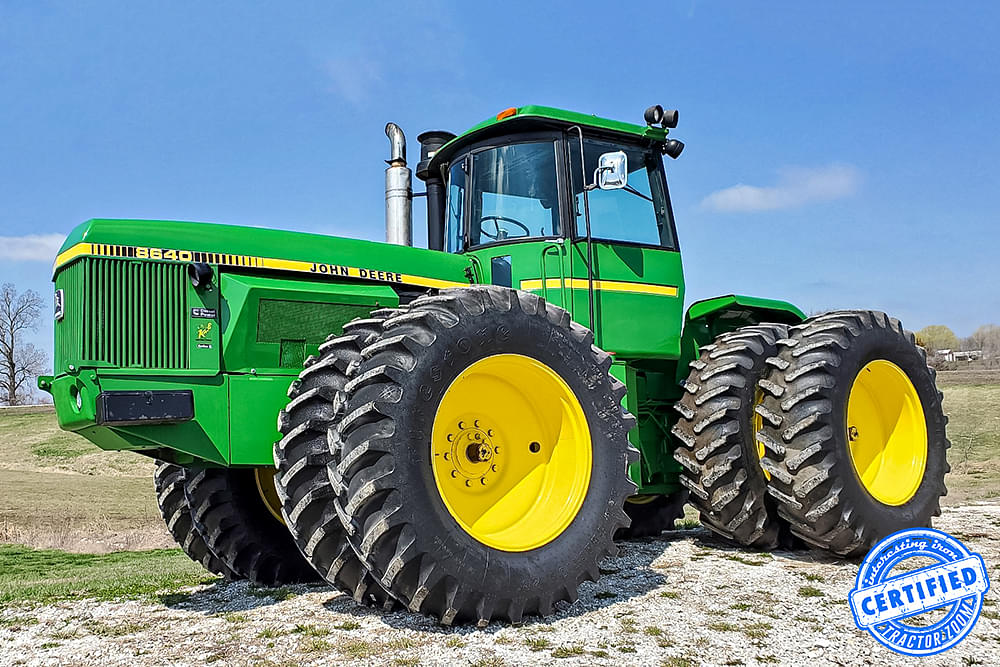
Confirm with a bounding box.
[849,527,990,656]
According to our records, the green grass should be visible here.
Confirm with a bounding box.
[797,585,824,598]
[551,645,585,658]
[525,637,551,651]
[0,543,215,606]
[0,406,150,476]
[30,439,93,460]
[332,620,361,630]
[942,384,1000,501]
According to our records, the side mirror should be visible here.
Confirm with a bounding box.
[597,151,628,190]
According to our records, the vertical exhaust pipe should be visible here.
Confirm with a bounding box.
[384,122,412,246]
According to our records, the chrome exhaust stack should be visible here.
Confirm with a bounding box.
[384,122,412,246]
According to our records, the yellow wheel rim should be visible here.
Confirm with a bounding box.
[254,468,286,525]
[846,360,928,506]
[431,354,592,552]
[752,386,770,480]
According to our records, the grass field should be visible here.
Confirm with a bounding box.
[0,406,167,553]
[0,544,215,606]
[0,376,996,607]
[939,380,1000,502]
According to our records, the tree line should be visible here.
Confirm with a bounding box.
[916,324,1000,357]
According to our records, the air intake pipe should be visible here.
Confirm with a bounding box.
[384,122,412,246]
[416,130,455,252]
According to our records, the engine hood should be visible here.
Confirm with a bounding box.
[54,219,472,290]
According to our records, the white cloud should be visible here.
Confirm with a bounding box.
[325,56,382,105]
[0,233,66,262]
[701,164,861,212]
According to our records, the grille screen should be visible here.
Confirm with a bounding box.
[256,299,370,344]
[75,258,189,369]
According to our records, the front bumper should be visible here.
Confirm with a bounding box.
[39,370,293,466]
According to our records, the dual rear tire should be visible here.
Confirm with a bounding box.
[673,311,948,556]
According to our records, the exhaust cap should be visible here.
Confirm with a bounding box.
[385,122,412,246]
[416,130,456,181]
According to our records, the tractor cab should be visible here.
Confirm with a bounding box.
[416,105,687,359]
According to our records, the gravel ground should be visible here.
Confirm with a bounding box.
[2,504,999,667]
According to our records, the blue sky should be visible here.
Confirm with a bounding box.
[1,1,998,362]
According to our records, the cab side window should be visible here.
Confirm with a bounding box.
[445,160,466,253]
[569,138,676,249]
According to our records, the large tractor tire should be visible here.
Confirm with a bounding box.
[153,461,236,579]
[618,491,689,539]
[756,311,949,556]
[671,324,789,549]
[330,286,636,625]
[273,310,401,608]
[185,467,320,586]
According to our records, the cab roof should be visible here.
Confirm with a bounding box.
[428,105,669,173]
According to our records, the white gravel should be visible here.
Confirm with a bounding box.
[2,504,999,667]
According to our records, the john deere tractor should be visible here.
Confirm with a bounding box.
[40,105,948,625]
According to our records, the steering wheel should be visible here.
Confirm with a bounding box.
[478,215,531,240]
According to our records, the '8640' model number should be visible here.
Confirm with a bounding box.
[135,247,195,261]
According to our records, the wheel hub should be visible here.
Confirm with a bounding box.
[444,421,501,487]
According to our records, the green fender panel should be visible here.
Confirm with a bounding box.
[677,294,806,384]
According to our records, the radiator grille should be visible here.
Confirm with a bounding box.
[75,258,189,369]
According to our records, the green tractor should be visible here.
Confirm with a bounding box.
[40,105,949,625]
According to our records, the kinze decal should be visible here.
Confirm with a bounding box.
[54,242,467,290]
[197,322,213,340]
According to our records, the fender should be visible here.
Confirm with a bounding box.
[677,294,806,383]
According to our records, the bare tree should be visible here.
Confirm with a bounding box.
[0,283,46,405]
[968,324,1000,357]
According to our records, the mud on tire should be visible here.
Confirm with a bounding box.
[756,311,949,556]
[273,310,403,608]
[154,461,236,579]
[671,324,789,549]
[330,286,637,625]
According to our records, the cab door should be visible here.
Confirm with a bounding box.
[565,137,685,359]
